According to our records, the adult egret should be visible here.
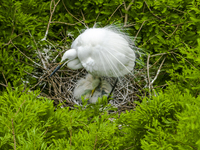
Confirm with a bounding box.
[74,74,112,103]
[50,26,136,101]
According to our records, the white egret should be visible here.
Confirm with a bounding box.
[74,74,112,103]
[49,26,136,101]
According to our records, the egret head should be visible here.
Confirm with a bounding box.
[49,49,82,77]
[61,49,77,62]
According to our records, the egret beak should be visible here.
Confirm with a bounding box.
[49,62,64,77]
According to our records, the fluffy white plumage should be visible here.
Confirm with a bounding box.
[61,26,136,77]
[50,26,137,103]
[74,74,112,103]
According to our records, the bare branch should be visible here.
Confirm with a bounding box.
[1,71,8,86]
[107,3,123,23]
[11,41,43,68]
[124,0,135,26]
[11,119,16,150]
[134,21,146,41]
[15,100,26,116]
[27,29,47,69]
[51,21,81,25]
[62,0,86,26]
[147,54,151,96]
[42,0,61,41]
[150,57,166,85]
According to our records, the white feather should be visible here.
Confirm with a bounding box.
[61,49,77,62]
[51,26,137,103]
[71,27,136,77]
[74,74,112,103]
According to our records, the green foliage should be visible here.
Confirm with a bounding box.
[1,84,200,149]
[0,0,199,92]
[117,84,200,149]
[0,0,200,149]
[0,85,54,149]
[168,38,200,96]
[0,0,50,88]
[0,85,119,149]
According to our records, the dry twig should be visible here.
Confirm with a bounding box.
[42,0,61,41]
[124,0,135,26]
[11,119,16,150]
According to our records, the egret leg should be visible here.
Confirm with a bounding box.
[107,78,118,100]
[90,78,102,97]
[91,88,96,97]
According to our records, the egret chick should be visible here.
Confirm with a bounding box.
[74,74,112,103]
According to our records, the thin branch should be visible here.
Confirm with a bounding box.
[0,83,8,88]
[95,11,101,23]
[107,3,123,23]
[30,73,50,90]
[51,21,80,25]
[11,119,16,150]
[124,0,135,26]
[168,11,187,39]
[11,41,43,68]
[167,25,179,40]
[147,54,151,96]
[139,32,160,48]
[93,135,98,150]
[27,29,47,69]
[3,33,23,46]
[24,71,39,79]
[144,1,171,26]
[124,145,135,150]
[5,7,17,46]
[1,71,8,86]
[126,0,135,10]
[148,50,197,70]
[150,52,171,57]
[80,10,85,22]
[62,0,85,26]
[171,51,197,70]
[15,100,26,116]
[134,20,146,41]
[42,0,61,41]
[166,5,186,14]
[150,57,166,85]
[160,27,169,36]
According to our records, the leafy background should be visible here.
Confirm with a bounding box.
[0,0,200,149]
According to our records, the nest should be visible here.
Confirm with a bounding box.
[25,33,168,114]
[20,43,167,114]
[39,60,148,113]
[18,42,168,114]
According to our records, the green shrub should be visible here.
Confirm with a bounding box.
[0,85,119,149]
[0,0,50,88]
[1,0,200,90]
[1,84,200,149]
[117,84,200,149]
[0,0,200,149]
[168,38,200,96]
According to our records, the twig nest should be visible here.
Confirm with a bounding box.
[74,74,112,103]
